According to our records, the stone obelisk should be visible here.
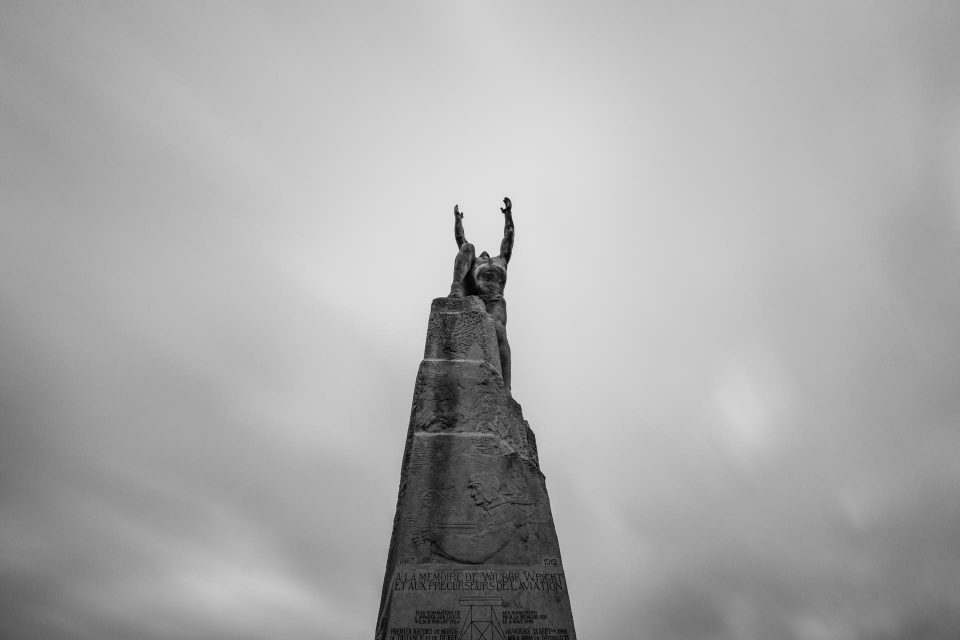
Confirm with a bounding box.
[375,295,577,640]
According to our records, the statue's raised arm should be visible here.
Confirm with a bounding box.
[499,197,514,263]
[453,204,467,248]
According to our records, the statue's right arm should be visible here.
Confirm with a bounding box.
[454,205,467,248]
[499,197,514,263]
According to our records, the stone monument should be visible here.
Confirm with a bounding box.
[375,199,577,640]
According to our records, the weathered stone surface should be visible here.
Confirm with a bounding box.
[411,362,538,466]
[376,297,576,640]
[423,297,502,374]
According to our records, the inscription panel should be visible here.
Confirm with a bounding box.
[385,565,576,640]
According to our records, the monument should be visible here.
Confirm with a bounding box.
[375,199,577,640]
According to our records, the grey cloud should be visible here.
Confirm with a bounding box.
[3,2,960,639]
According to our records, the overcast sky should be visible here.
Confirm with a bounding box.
[2,2,960,639]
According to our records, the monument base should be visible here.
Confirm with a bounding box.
[376,298,576,640]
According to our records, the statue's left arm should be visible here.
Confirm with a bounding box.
[499,197,514,263]
[454,204,468,248]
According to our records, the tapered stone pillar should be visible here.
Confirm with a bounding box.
[376,297,577,640]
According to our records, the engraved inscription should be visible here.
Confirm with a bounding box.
[389,629,458,640]
[393,570,568,593]
[414,610,461,625]
[504,628,570,640]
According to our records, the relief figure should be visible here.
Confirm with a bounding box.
[413,471,534,564]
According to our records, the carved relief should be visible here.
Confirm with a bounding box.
[400,438,556,566]
[413,470,539,565]
[458,597,506,640]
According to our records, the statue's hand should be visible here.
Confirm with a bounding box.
[500,197,512,214]
[454,204,463,219]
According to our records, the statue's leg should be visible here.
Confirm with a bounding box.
[487,301,510,390]
[495,321,511,391]
[449,243,475,297]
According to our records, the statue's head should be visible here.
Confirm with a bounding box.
[479,250,491,260]
[468,472,501,506]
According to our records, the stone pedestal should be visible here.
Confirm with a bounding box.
[376,297,577,640]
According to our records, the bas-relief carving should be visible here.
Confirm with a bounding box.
[458,598,507,640]
[400,436,558,567]
[413,470,538,565]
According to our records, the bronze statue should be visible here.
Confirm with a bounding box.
[448,197,514,390]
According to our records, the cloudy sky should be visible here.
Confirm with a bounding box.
[2,2,960,639]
